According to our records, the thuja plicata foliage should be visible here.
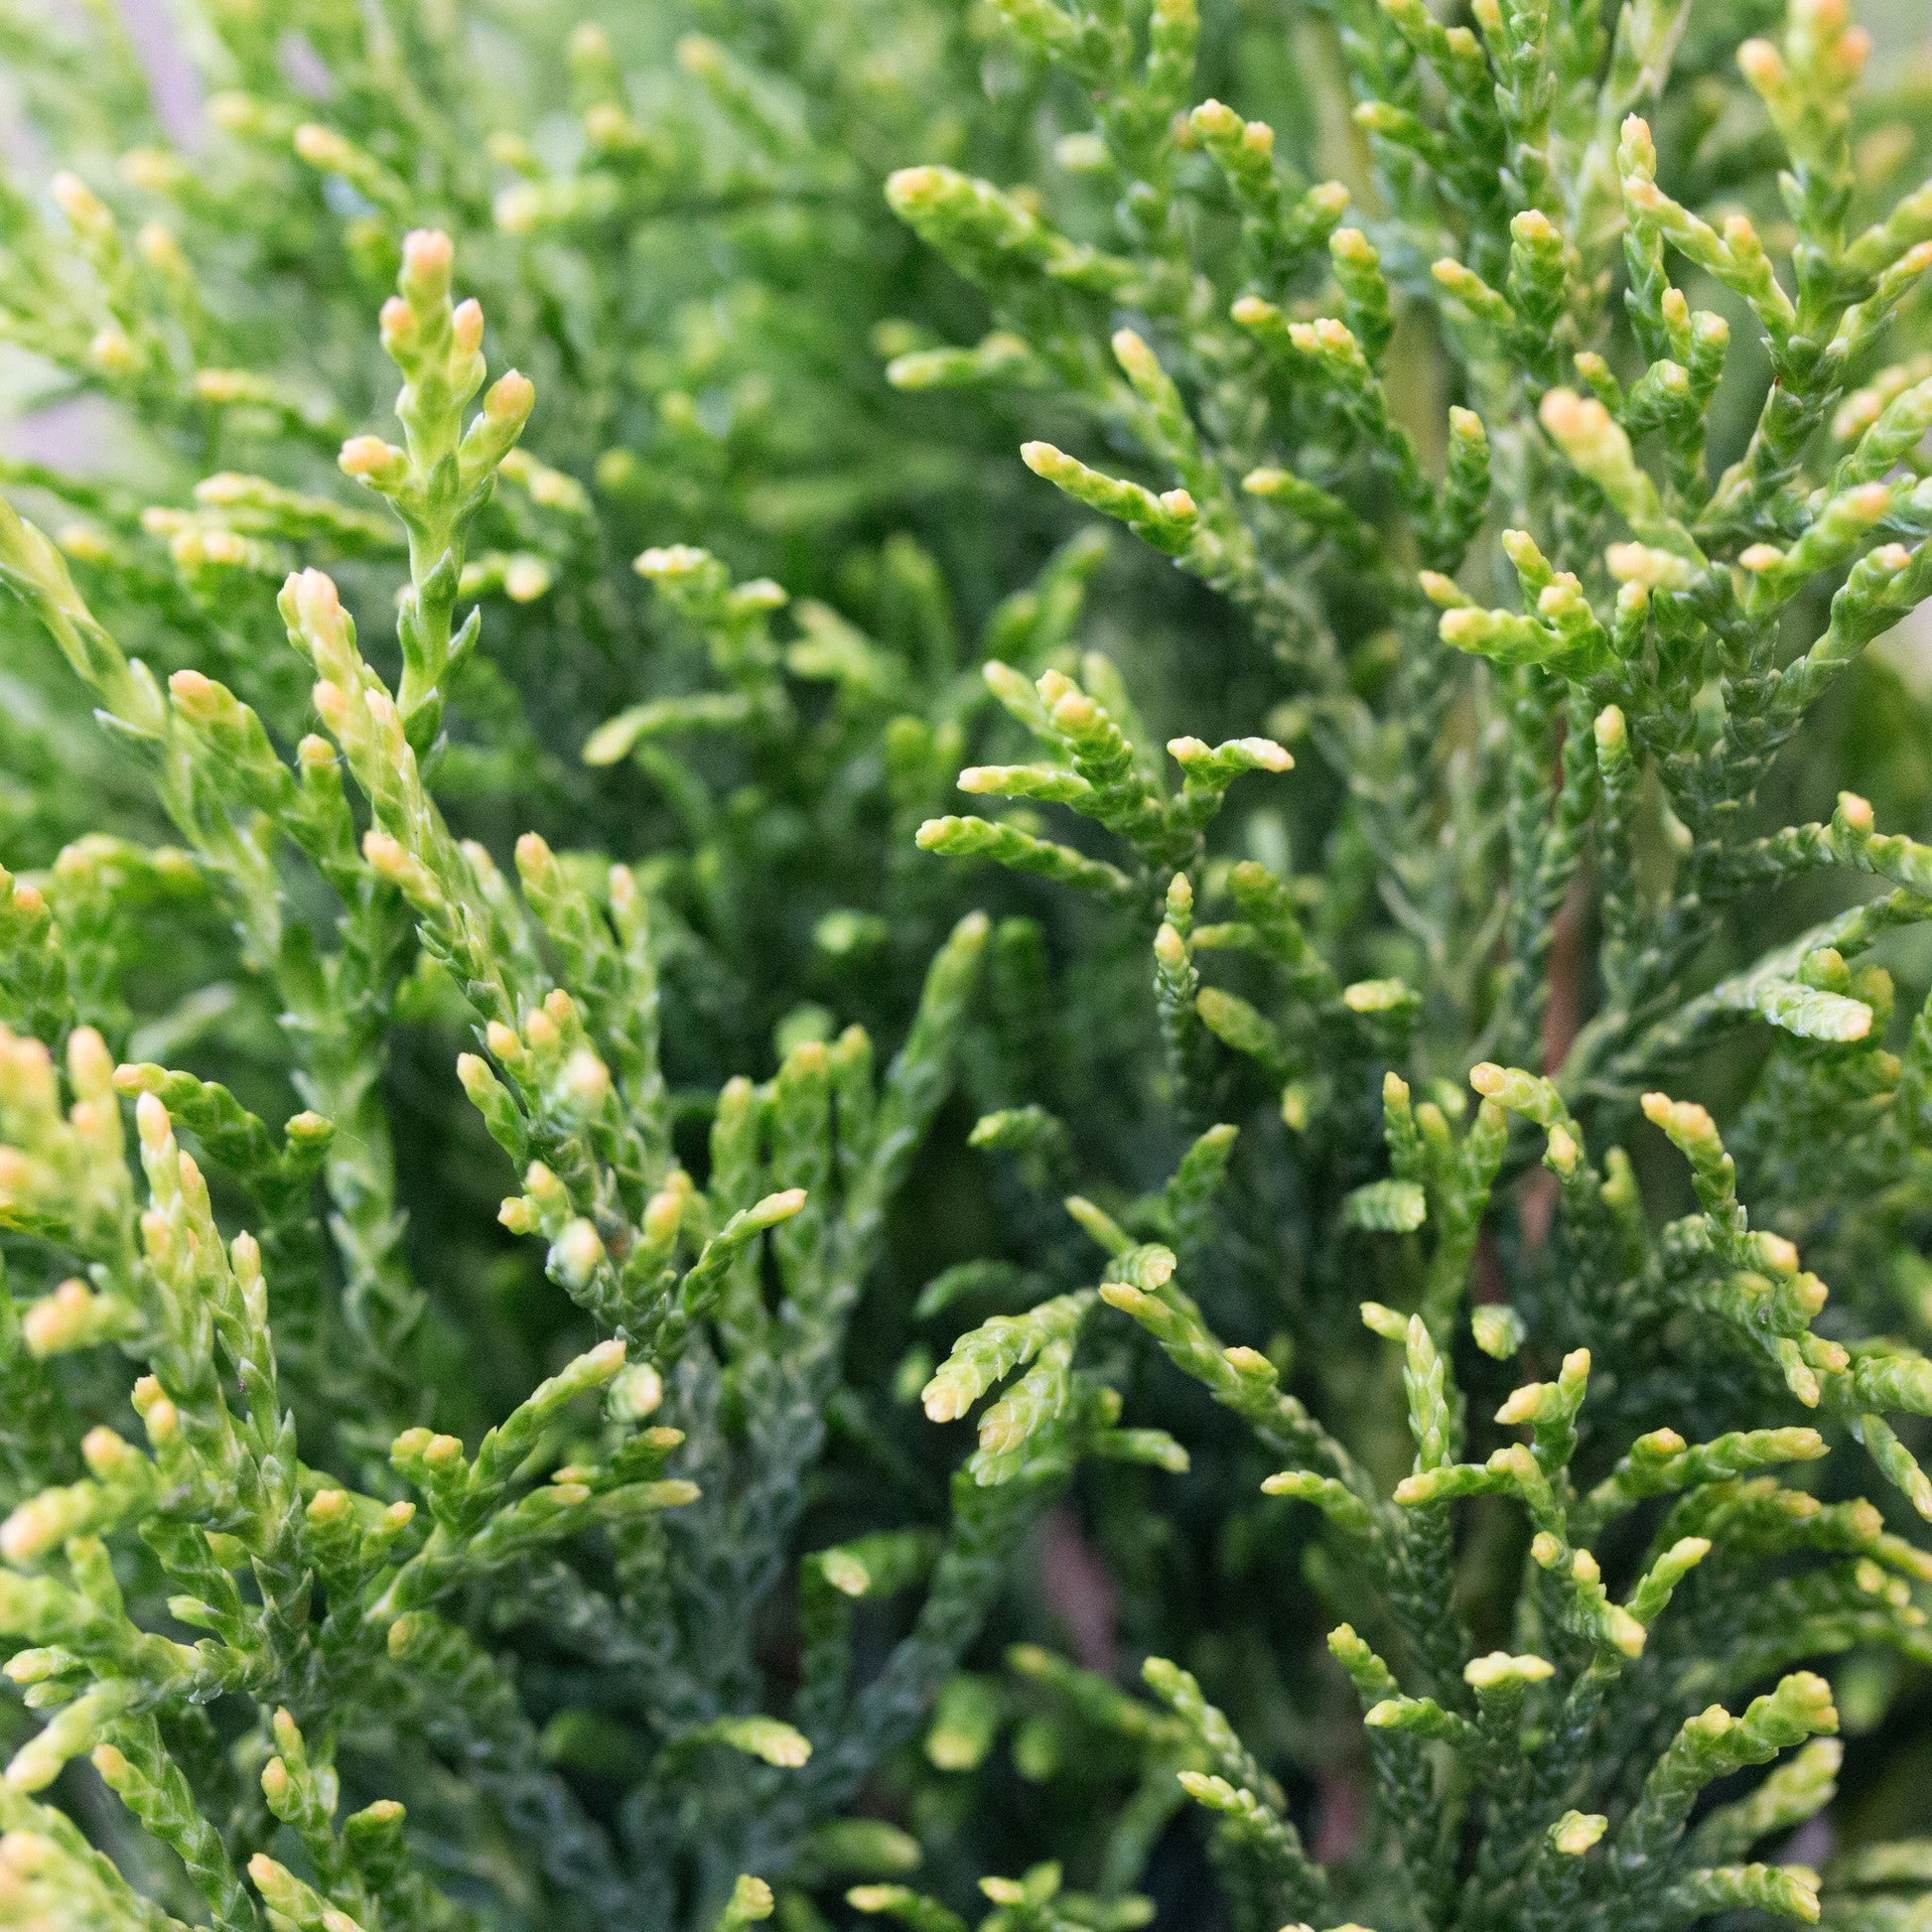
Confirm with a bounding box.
[4,0,1932,1928]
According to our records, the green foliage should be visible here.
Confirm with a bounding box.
[1,0,1931,1928]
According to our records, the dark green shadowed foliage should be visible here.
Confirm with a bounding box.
[0,0,1931,1928]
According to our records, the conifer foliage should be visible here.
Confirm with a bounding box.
[1,0,1931,1927]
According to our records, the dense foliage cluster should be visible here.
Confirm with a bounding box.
[1,0,1932,1927]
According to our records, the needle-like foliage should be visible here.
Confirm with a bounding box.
[0,0,1930,1927]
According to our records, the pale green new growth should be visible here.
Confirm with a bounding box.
[1,0,1931,1927]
